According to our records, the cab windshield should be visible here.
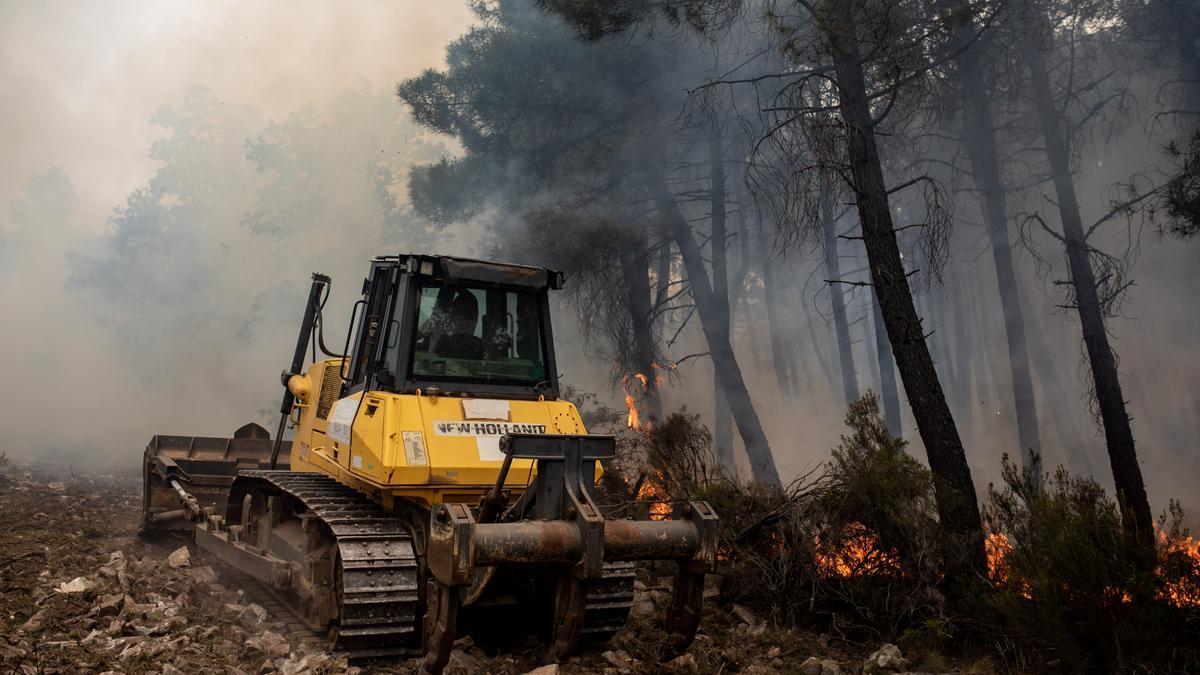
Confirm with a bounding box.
[408,283,548,385]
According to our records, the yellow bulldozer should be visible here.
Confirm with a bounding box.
[141,254,718,671]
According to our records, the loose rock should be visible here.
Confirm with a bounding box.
[801,656,842,675]
[55,576,95,594]
[245,629,290,659]
[863,643,907,674]
[629,595,657,619]
[189,565,218,584]
[667,653,697,671]
[20,608,51,631]
[166,546,190,569]
[96,593,125,617]
[602,649,637,672]
[731,603,759,625]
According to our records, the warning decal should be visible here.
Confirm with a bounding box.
[327,397,358,445]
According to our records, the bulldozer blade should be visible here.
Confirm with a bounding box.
[142,423,286,533]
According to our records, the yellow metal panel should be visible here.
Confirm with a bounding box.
[287,358,596,507]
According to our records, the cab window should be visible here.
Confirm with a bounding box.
[408,283,547,385]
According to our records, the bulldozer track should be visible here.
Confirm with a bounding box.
[227,568,331,651]
[581,560,636,643]
[210,470,635,663]
[239,471,422,660]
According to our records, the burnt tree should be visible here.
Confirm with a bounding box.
[1017,11,1154,542]
[947,1,1043,472]
[825,0,986,575]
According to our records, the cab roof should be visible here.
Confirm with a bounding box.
[371,254,564,291]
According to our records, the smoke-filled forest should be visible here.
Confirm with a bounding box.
[1,0,1199,673]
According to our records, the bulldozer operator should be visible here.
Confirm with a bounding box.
[426,288,485,360]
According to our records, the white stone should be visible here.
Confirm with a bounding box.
[862,643,907,674]
[55,576,95,594]
[245,629,289,658]
[667,653,697,671]
[166,546,190,569]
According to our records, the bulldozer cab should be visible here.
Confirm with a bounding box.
[345,255,564,402]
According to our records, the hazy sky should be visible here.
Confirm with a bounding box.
[0,1,479,463]
[0,0,473,229]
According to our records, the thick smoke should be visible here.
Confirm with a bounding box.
[0,2,475,464]
[0,1,1196,520]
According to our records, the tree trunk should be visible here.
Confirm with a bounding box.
[952,13,1042,474]
[802,281,837,394]
[1025,316,1094,474]
[731,188,762,373]
[1022,39,1154,543]
[710,138,735,469]
[620,249,663,421]
[947,265,974,425]
[872,287,902,436]
[656,228,672,310]
[826,0,985,575]
[1019,283,1095,475]
[654,227,673,390]
[861,277,881,395]
[757,208,797,398]
[730,187,753,319]
[822,187,860,406]
[1176,17,1200,117]
[655,184,782,486]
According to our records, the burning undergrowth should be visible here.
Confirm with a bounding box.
[588,390,1200,672]
[594,392,947,638]
[982,456,1200,671]
[698,393,946,638]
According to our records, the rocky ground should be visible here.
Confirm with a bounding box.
[0,460,980,674]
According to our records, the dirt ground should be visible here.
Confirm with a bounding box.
[0,461,964,674]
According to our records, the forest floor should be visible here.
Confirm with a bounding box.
[0,460,980,674]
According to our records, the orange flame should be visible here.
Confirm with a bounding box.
[985,526,1199,605]
[1157,526,1200,607]
[814,523,901,578]
[635,470,671,520]
[621,373,651,431]
[985,531,1012,581]
[624,393,642,431]
[985,530,1032,598]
